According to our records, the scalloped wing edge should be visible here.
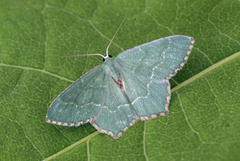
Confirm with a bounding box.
[165,36,194,79]
[90,79,171,139]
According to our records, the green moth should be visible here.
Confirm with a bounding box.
[46,19,194,139]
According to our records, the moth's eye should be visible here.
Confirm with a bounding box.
[103,55,112,62]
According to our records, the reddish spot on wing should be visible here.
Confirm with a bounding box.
[114,78,125,92]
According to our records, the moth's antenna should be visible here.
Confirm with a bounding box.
[105,16,126,58]
[62,54,104,58]
[62,16,126,59]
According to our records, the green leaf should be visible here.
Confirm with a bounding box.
[0,0,239,160]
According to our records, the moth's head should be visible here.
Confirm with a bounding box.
[103,54,112,62]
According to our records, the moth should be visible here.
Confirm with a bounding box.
[46,17,194,139]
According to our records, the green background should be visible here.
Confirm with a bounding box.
[1,0,240,160]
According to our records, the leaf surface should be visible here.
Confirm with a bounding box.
[0,0,240,160]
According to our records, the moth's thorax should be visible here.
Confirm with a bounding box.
[102,58,121,80]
